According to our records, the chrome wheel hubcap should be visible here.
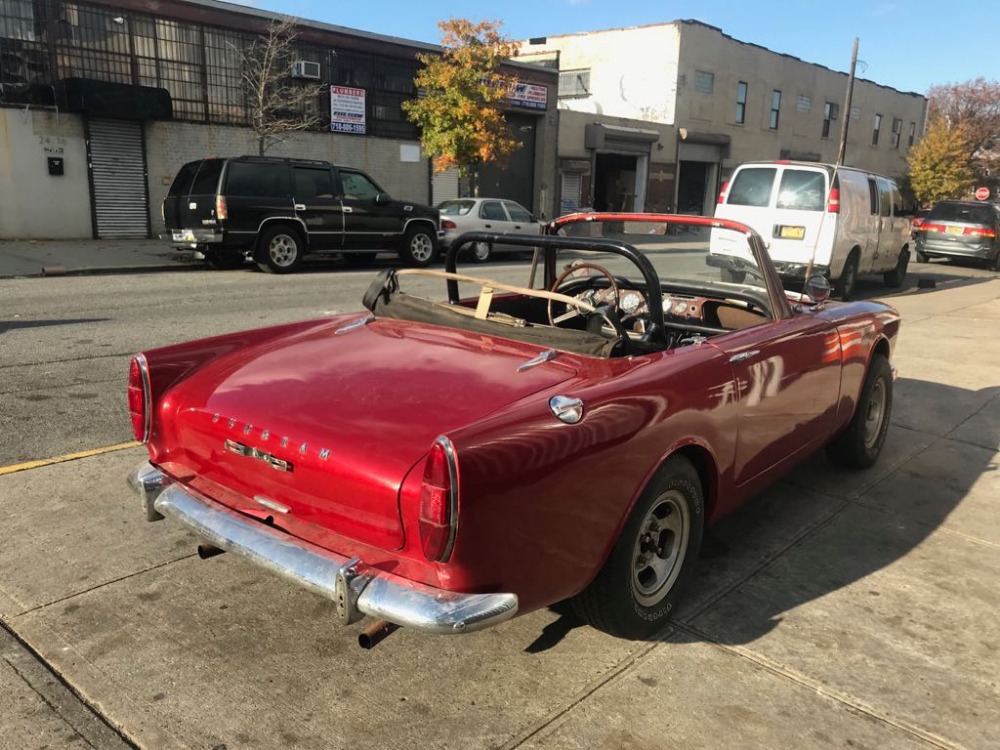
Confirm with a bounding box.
[473,242,490,261]
[410,233,433,262]
[631,491,690,607]
[863,378,887,448]
[269,235,298,267]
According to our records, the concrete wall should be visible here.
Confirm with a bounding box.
[145,122,432,236]
[0,109,92,239]
[675,22,927,180]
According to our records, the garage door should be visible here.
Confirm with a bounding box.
[432,168,459,204]
[86,119,150,239]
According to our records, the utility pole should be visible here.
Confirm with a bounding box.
[836,38,859,167]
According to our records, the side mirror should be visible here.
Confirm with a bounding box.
[804,274,831,306]
[374,192,391,205]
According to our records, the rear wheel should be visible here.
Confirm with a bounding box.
[255,226,304,274]
[986,251,1000,272]
[915,249,929,263]
[826,353,893,469]
[398,225,436,267]
[834,252,859,300]
[883,249,909,288]
[571,455,704,639]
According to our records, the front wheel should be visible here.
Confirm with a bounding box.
[398,226,436,267]
[826,353,893,469]
[883,249,909,288]
[469,241,492,263]
[255,226,304,274]
[571,455,704,639]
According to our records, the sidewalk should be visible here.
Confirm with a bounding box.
[0,238,199,278]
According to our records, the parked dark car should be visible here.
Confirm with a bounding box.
[162,156,440,272]
[914,200,1000,270]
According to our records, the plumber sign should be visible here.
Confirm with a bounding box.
[331,86,366,134]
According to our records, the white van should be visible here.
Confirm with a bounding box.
[709,161,911,299]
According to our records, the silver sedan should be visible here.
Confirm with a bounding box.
[437,198,545,262]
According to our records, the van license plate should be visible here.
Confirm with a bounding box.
[777,225,806,239]
[173,230,196,242]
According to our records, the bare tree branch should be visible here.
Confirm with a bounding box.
[234,18,324,155]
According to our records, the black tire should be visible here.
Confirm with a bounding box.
[883,249,909,288]
[915,249,929,263]
[720,267,746,284]
[255,225,304,274]
[572,455,704,639]
[986,251,1000,272]
[203,249,246,270]
[834,252,859,300]
[469,241,492,263]
[398,225,436,267]
[826,353,893,469]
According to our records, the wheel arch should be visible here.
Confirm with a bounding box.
[402,217,438,237]
[256,217,310,250]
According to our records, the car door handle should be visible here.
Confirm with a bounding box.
[729,349,760,363]
[514,225,522,229]
[484,223,492,228]
[342,206,353,213]
[294,203,306,211]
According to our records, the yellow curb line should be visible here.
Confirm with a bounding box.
[0,442,141,476]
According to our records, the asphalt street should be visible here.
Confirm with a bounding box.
[1,258,998,749]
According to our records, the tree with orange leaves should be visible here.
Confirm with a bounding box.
[403,19,519,197]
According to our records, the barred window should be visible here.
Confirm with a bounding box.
[796,94,811,113]
[558,69,590,98]
[694,69,714,94]
[0,0,35,41]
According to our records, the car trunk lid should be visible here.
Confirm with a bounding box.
[156,317,581,550]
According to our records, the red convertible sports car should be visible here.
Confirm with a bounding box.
[128,213,899,646]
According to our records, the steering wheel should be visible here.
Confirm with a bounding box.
[548,262,621,327]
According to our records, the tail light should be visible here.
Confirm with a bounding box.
[127,354,151,443]
[964,226,996,238]
[921,223,946,233]
[215,195,228,220]
[717,181,729,204]
[826,187,840,213]
[440,219,457,229]
[418,437,459,562]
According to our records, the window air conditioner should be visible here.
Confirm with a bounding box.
[291,61,321,80]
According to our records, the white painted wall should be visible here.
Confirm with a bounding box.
[520,26,680,124]
[0,110,92,239]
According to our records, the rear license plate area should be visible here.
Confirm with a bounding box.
[774,225,806,240]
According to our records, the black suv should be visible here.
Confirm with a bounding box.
[162,156,440,272]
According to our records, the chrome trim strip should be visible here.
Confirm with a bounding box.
[129,463,517,634]
[517,348,558,372]
[134,353,152,444]
[334,314,373,335]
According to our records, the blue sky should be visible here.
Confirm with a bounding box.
[236,0,990,95]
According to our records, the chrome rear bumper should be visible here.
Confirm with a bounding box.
[127,462,518,634]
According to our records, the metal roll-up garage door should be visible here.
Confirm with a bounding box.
[432,168,459,204]
[86,119,150,239]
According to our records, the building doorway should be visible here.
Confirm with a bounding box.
[676,160,714,215]
[593,153,638,211]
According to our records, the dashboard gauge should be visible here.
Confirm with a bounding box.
[673,301,688,314]
[621,291,643,313]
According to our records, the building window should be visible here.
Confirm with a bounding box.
[558,69,590,98]
[769,90,781,130]
[735,81,747,124]
[851,106,861,121]
[796,94,811,113]
[694,69,714,93]
[891,118,902,149]
[822,101,839,138]
[872,113,882,146]
[908,121,916,147]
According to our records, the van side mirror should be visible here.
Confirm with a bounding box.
[375,192,391,205]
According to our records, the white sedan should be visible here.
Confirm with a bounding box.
[437,198,545,262]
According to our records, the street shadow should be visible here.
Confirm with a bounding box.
[0,317,109,334]
[525,378,997,649]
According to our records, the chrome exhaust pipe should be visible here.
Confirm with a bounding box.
[197,544,226,559]
[358,619,400,649]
